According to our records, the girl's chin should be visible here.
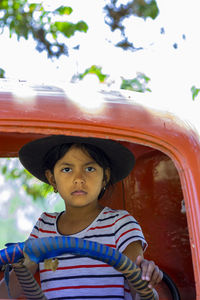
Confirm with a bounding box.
[67,200,98,209]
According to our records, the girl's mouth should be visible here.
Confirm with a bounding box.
[71,190,87,195]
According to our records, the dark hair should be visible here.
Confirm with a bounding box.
[43,143,113,199]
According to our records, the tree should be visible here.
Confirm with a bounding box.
[0,0,88,76]
[0,0,160,77]
[104,0,159,50]
[0,0,157,91]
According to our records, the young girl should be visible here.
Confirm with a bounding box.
[0,135,162,299]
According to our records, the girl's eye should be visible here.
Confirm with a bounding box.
[86,166,95,172]
[62,167,72,173]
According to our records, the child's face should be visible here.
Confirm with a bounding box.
[45,145,109,209]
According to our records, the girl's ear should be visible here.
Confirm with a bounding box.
[104,168,111,187]
[45,170,56,188]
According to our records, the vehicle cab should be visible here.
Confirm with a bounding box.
[0,79,199,299]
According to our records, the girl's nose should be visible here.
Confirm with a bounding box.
[73,178,85,184]
[73,172,85,184]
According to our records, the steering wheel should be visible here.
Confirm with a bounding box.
[0,236,157,300]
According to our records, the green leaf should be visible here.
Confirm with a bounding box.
[143,0,159,19]
[140,73,151,82]
[120,73,151,93]
[76,21,88,33]
[0,0,9,9]
[55,6,73,15]
[52,21,88,38]
[191,85,200,101]
[52,22,75,37]
[78,65,108,83]
[0,68,5,78]
[1,165,7,174]
[29,3,38,13]
[16,13,23,21]
[52,31,57,40]
[132,0,159,20]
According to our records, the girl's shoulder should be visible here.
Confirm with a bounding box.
[101,206,138,224]
[38,211,62,224]
[102,206,140,228]
[103,206,134,217]
[40,211,60,218]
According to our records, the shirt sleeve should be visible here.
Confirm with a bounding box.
[28,214,43,239]
[114,210,147,253]
[29,212,58,240]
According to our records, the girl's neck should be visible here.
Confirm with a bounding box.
[57,203,104,236]
[64,203,103,222]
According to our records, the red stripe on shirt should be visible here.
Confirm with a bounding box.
[40,264,111,273]
[103,210,117,214]
[44,212,56,219]
[89,214,131,230]
[43,284,124,293]
[105,244,116,248]
[38,228,57,234]
[116,228,141,244]
[30,234,38,238]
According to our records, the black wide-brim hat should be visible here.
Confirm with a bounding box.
[19,135,135,184]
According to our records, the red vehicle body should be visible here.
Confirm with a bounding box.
[0,80,199,299]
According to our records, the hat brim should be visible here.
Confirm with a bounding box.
[19,135,135,184]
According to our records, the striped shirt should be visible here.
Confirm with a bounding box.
[30,207,147,300]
